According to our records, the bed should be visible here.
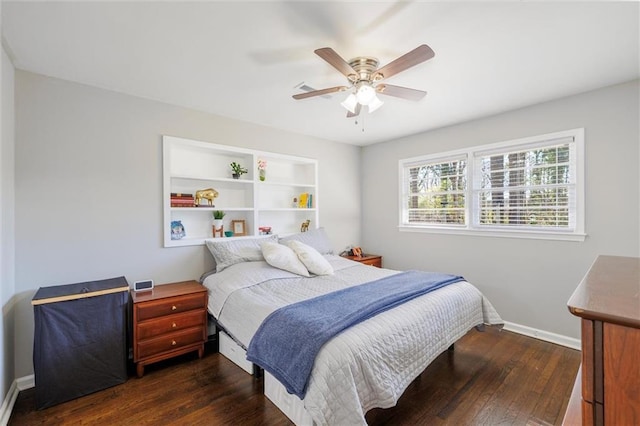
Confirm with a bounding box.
[202,229,503,425]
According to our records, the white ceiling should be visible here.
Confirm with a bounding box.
[3,1,639,146]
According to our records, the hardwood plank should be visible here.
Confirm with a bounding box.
[10,327,580,425]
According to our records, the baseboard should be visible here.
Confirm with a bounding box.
[503,321,581,350]
[0,375,34,426]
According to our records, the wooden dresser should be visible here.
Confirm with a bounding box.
[564,255,640,425]
[132,281,207,377]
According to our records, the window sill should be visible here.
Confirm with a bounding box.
[398,225,586,242]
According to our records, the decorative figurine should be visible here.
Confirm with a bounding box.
[195,188,218,206]
[300,219,310,232]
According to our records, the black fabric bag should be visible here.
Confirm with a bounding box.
[32,276,129,410]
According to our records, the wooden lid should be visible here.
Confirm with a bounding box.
[32,276,129,305]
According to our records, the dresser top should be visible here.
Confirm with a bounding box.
[131,280,206,304]
[567,255,640,328]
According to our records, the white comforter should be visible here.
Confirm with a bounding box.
[204,256,502,425]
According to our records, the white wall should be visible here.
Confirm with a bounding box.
[1,39,16,398]
[361,80,640,340]
[12,70,361,378]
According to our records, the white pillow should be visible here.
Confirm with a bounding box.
[283,240,334,276]
[205,235,277,272]
[260,241,310,277]
[279,227,334,254]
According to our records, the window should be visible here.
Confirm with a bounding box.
[402,155,467,226]
[399,129,585,241]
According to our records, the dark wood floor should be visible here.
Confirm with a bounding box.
[9,327,580,425]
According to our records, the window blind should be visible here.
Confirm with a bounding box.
[403,155,467,226]
[398,129,584,241]
[472,136,576,230]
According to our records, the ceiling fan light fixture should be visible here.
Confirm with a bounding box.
[368,96,384,113]
[341,93,358,114]
[355,83,376,105]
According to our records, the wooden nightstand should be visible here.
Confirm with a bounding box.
[343,254,383,268]
[131,280,207,377]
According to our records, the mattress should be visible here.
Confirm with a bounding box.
[203,255,502,425]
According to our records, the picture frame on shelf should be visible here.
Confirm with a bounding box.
[231,220,247,236]
[171,220,186,240]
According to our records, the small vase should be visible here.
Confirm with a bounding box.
[259,169,266,181]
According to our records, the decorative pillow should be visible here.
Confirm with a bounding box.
[283,240,334,276]
[260,241,310,277]
[205,235,277,272]
[279,227,334,255]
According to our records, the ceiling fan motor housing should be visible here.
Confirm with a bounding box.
[347,57,380,84]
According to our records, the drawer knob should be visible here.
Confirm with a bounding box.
[172,322,177,328]
[171,340,177,346]
[171,305,177,311]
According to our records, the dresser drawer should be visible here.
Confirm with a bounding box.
[135,293,205,321]
[137,309,205,340]
[136,326,205,359]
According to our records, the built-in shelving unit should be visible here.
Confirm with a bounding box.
[163,136,318,247]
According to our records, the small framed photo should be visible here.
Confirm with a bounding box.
[231,220,247,236]
[352,247,363,257]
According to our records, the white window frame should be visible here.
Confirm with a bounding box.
[399,128,585,241]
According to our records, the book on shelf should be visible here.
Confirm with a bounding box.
[170,192,194,198]
[297,193,313,208]
[170,199,196,207]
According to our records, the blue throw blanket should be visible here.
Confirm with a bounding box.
[246,270,464,399]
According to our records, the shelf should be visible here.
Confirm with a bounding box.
[257,181,315,188]
[172,175,254,184]
[258,208,317,212]
[170,207,254,212]
[163,136,318,247]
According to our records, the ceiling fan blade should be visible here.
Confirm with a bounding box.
[376,84,427,101]
[315,47,358,79]
[346,103,362,118]
[292,86,348,100]
[372,44,435,81]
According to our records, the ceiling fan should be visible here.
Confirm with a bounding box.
[293,44,435,117]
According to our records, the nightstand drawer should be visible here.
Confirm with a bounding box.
[359,257,382,268]
[135,293,205,321]
[343,254,383,268]
[137,310,205,340]
[136,326,205,359]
